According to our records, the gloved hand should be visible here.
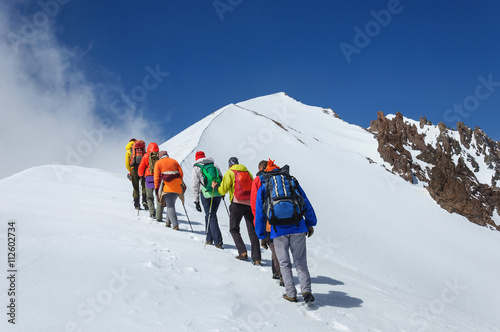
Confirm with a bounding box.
[307,226,314,238]
[195,201,202,212]
[127,173,132,181]
[260,237,270,250]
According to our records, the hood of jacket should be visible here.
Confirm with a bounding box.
[193,156,215,167]
[230,164,249,172]
[264,159,280,172]
[126,141,135,151]
[147,143,159,153]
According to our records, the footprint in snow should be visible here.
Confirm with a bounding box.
[143,260,162,269]
[327,320,350,331]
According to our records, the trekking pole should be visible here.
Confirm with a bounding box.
[181,201,194,233]
[204,190,215,250]
[222,196,230,217]
[178,182,193,233]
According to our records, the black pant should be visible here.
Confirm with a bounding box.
[229,202,261,261]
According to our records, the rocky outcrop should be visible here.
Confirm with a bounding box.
[368,112,500,230]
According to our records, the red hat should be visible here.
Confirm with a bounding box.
[195,151,206,160]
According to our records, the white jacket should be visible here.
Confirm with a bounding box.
[191,157,223,203]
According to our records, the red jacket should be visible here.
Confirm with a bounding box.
[138,143,159,177]
[250,160,280,228]
[250,175,262,225]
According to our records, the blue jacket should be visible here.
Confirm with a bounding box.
[254,178,317,240]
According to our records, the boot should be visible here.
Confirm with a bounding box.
[235,252,248,260]
[302,292,315,303]
[134,197,140,209]
[283,294,297,302]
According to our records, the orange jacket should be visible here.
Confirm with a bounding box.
[138,143,159,177]
[154,156,184,194]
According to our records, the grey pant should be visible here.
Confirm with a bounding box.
[162,193,179,227]
[274,233,311,298]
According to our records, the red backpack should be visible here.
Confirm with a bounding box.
[130,140,146,167]
[232,169,252,200]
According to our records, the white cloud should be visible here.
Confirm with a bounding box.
[0,2,158,179]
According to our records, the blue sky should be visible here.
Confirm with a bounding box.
[2,0,500,177]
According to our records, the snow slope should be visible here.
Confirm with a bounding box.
[1,93,500,332]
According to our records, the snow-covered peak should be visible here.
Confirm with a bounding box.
[2,95,500,331]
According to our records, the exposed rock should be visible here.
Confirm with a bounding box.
[457,122,472,149]
[419,116,432,128]
[368,112,500,231]
[322,108,341,119]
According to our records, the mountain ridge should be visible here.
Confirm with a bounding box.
[1,93,500,331]
[368,111,500,230]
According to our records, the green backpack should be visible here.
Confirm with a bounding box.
[196,163,222,197]
[149,151,160,173]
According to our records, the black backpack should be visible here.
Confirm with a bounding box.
[260,165,306,230]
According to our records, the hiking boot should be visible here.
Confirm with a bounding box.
[252,260,262,266]
[215,243,224,249]
[302,292,315,303]
[272,273,281,280]
[156,219,163,223]
[172,225,179,231]
[279,276,285,287]
[143,201,148,210]
[205,241,214,246]
[134,197,140,209]
[235,252,248,260]
[282,294,298,302]
[165,222,171,228]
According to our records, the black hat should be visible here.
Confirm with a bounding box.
[228,157,239,168]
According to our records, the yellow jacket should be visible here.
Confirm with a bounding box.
[125,141,135,172]
[217,164,253,202]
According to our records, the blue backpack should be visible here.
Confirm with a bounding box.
[260,165,306,230]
